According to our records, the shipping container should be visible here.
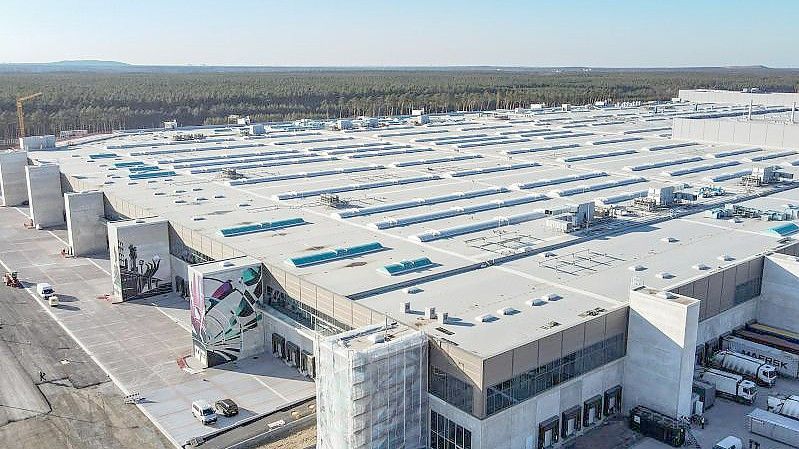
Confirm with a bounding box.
[767,395,799,421]
[747,323,799,345]
[722,334,799,378]
[746,408,799,446]
[735,328,799,358]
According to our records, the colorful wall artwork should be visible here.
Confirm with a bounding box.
[189,260,265,368]
[108,218,172,302]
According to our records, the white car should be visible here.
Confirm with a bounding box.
[191,400,217,425]
[36,283,54,298]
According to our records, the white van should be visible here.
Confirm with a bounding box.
[713,436,742,449]
[191,400,217,425]
[36,283,54,298]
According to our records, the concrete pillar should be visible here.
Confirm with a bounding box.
[65,191,107,256]
[623,287,699,418]
[107,217,172,302]
[188,257,265,368]
[758,253,799,333]
[0,150,29,206]
[25,164,65,228]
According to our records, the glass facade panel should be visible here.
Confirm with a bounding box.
[429,367,474,414]
[430,410,471,449]
[485,333,625,416]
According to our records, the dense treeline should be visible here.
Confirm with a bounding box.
[2,70,798,145]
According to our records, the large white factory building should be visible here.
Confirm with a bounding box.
[3,88,799,449]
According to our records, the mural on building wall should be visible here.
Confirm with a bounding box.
[113,240,171,301]
[191,265,264,367]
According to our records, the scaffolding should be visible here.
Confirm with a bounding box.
[316,324,428,449]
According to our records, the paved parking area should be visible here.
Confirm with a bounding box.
[0,207,315,447]
[633,376,799,449]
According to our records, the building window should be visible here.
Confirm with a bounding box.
[264,285,351,336]
[429,367,474,414]
[734,277,761,304]
[430,410,471,449]
[485,333,626,416]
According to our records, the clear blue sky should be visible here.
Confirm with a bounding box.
[2,0,797,67]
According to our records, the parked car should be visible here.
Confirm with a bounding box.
[191,400,217,424]
[215,398,239,417]
[36,283,54,298]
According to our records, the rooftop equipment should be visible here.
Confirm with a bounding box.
[219,218,306,237]
[287,242,385,268]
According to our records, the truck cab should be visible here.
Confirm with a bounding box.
[739,380,757,403]
[713,436,742,449]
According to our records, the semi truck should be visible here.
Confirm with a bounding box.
[734,328,799,360]
[710,350,777,387]
[767,395,799,421]
[696,368,757,405]
[722,334,799,378]
[746,408,799,446]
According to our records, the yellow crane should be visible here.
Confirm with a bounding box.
[16,92,43,138]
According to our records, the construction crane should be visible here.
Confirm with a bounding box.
[16,92,43,138]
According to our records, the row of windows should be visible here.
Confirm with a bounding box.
[485,333,626,416]
[265,285,352,336]
[429,367,474,414]
[430,410,472,449]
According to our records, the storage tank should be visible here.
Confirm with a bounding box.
[767,395,799,421]
[711,350,777,387]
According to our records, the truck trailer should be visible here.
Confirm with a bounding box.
[746,408,799,446]
[696,368,757,405]
[722,334,799,378]
[710,350,777,387]
[768,395,799,421]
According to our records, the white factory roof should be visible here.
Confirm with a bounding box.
[31,99,799,358]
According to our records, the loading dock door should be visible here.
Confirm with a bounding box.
[583,394,603,427]
[562,405,582,438]
[604,386,622,416]
[538,415,559,449]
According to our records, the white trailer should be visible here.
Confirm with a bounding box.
[747,408,799,446]
[696,368,757,405]
[768,395,799,421]
[711,350,777,387]
[722,334,799,378]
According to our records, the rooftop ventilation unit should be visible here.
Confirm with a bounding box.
[641,142,698,152]
[128,170,176,180]
[628,265,646,271]
[559,149,637,163]
[692,263,711,271]
[219,217,306,237]
[526,298,547,306]
[474,313,496,323]
[286,242,386,268]
[717,254,735,262]
[661,237,678,243]
[89,153,118,159]
[332,187,507,219]
[497,307,517,316]
[503,143,580,155]
[656,291,677,300]
[425,307,437,320]
[379,257,435,276]
[509,171,607,191]
[655,272,675,279]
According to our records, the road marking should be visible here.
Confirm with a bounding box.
[251,375,289,402]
